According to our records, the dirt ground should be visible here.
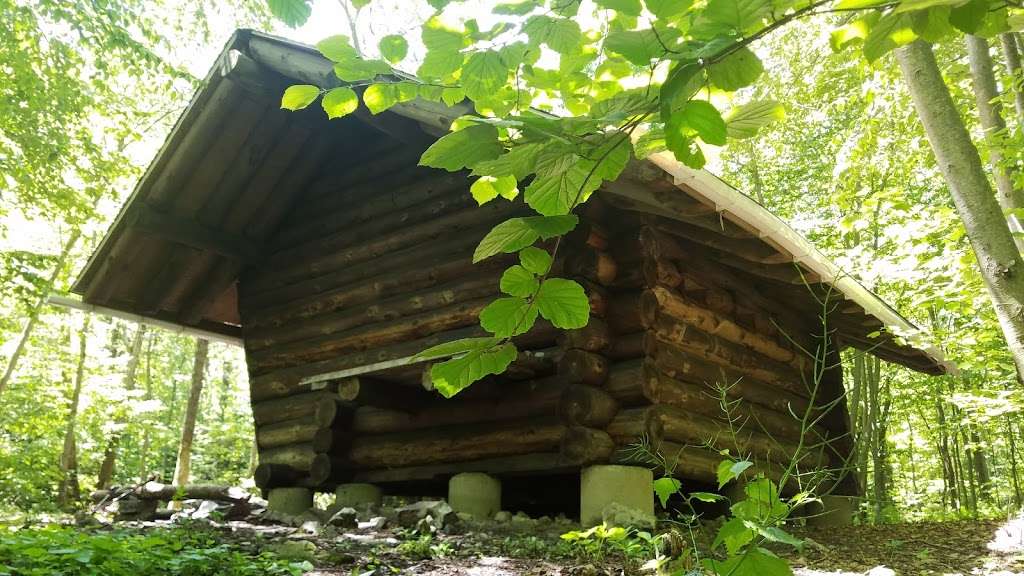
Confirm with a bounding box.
[261,516,1024,575]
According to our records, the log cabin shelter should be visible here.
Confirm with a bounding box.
[72,29,952,514]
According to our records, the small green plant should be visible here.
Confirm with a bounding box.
[0,524,311,576]
[394,533,452,560]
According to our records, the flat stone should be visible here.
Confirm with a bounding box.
[580,465,654,527]
[358,516,388,531]
[395,500,453,528]
[328,507,358,529]
[493,510,512,523]
[448,472,501,519]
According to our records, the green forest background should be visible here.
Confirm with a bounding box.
[2,0,1022,523]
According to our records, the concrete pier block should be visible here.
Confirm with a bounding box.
[267,487,313,515]
[334,483,383,509]
[580,465,654,527]
[448,473,501,519]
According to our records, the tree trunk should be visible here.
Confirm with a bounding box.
[96,324,147,489]
[0,229,82,398]
[173,338,209,488]
[897,40,1024,383]
[999,33,1024,122]
[965,35,1024,242]
[1007,417,1023,509]
[58,316,90,509]
[139,332,155,481]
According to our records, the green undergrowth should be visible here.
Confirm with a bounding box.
[0,524,311,576]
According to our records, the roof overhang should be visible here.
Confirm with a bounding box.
[72,29,952,375]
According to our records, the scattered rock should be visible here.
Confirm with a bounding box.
[601,502,656,530]
[266,540,317,563]
[191,500,220,520]
[494,510,512,523]
[395,500,454,529]
[328,507,359,529]
[511,511,532,524]
[359,516,388,531]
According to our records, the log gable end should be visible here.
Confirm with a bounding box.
[72,30,950,499]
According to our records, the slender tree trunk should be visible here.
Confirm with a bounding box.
[0,229,82,398]
[172,338,209,488]
[58,316,90,509]
[966,35,1024,243]
[969,428,992,501]
[905,414,919,494]
[139,333,155,481]
[96,324,147,489]
[897,40,1024,384]
[935,398,958,511]
[1007,417,1023,509]
[999,33,1024,122]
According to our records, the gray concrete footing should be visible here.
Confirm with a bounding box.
[807,495,859,527]
[448,472,501,519]
[267,487,313,516]
[580,465,654,527]
[334,483,383,508]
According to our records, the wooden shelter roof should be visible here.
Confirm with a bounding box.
[71,29,952,375]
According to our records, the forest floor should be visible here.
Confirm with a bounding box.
[21,515,1015,576]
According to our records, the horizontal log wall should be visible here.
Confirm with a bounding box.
[599,216,845,485]
[240,159,851,493]
[243,158,606,490]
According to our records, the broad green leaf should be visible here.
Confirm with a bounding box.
[535,278,590,328]
[694,0,771,38]
[414,336,502,361]
[268,0,312,27]
[689,491,725,503]
[519,246,552,274]
[473,215,579,262]
[745,522,803,550]
[716,459,752,488]
[462,51,510,101]
[835,0,890,7]
[321,87,358,119]
[731,478,788,521]
[665,114,707,168]
[708,47,763,90]
[910,7,955,41]
[653,476,682,508]
[280,85,320,111]
[419,124,502,172]
[500,265,539,297]
[419,18,467,78]
[660,61,703,121]
[634,127,667,158]
[363,83,398,114]
[480,296,539,337]
[317,35,359,62]
[950,0,988,33]
[470,175,518,204]
[725,100,785,139]
[441,87,466,106]
[704,547,793,576]
[893,0,962,12]
[646,0,692,18]
[430,342,518,397]
[606,28,680,66]
[472,142,544,181]
[525,146,602,216]
[495,0,540,15]
[679,100,727,146]
[830,19,871,51]
[379,35,409,63]
[351,0,372,7]
[596,0,642,15]
[863,13,917,62]
[712,517,754,555]
[333,58,391,82]
[523,15,582,53]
